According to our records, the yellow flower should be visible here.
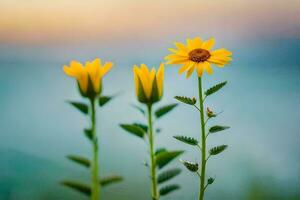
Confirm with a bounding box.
[133,63,164,104]
[165,37,232,78]
[63,58,113,98]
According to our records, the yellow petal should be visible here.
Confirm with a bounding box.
[178,61,192,74]
[166,58,189,65]
[187,38,194,50]
[201,38,215,50]
[175,42,189,52]
[186,64,195,78]
[196,63,204,77]
[192,37,203,48]
[203,61,213,75]
[211,48,232,57]
[133,65,140,97]
[100,62,113,77]
[156,63,164,98]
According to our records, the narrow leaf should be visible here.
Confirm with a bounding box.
[173,135,198,146]
[67,155,90,168]
[155,148,167,155]
[61,180,91,195]
[156,150,184,169]
[180,160,198,172]
[99,96,112,107]
[159,184,180,196]
[133,123,148,133]
[174,96,196,105]
[120,124,145,138]
[155,103,178,119]
[131,104,145,115]
[84,128,93,141]
[209,145,228,155]
[209,125,230,133]
[68,101,88,115]
[157,168,181,184]
[205,81,227,96]
[100,175,123,187]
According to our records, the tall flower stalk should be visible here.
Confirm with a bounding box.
[121,64,183,200]
[62,58,122,200]
[166,37,233,200]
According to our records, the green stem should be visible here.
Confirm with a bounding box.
[90,98,100,200]
[198,77,206,200]
[147,104,158,200]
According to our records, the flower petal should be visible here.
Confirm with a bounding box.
[201,38,215,50]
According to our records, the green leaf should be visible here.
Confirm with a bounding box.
[156,150,184,169]
[159,184,180,196]
[155,148,167,155]
[155,103,178,119]
[209,125,230,133]
[84,128,93,141]
[100,175,123,187]
[209,145,228,155]
[207,177,215,185]
[157,168,181,184]
[173,135,198,146]
[205,81,227,96]
[67,155,90,168]
[61,180,91,195]
[99,96,112,107]
[133,123,148,133]
[180,160,198,172]
[120,124,146,138]
[174,96,196,105]
[68,101,88,115]
[131,104,145,115]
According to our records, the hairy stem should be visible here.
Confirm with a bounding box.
[198,77,206,200]
[91,98,100,200]
[147,104,158,200]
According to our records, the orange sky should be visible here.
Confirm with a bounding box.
[0,0,299,45]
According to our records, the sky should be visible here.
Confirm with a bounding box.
[0,0,300,199]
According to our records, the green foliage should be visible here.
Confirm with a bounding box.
[159,184,180,196]
[155,148,167,155]
[100,175,123,187]
[181,160,199,172]
[155,150,184,169]
[61,180,91,195]
[209,145,228,155]
[131,104,145,115]
[132,123,148,133]
[67,155,90,168]
[157,168,181,184]
[207,177,215,185]
[174,96,196,105]
[68,101,88,115]
[155,103,178,119]
[99,95,113,107]
[205,81,227,96]
[84,128,93,141]
[120,124,146,138]
[173,135,198,146]
[209,125,230,133]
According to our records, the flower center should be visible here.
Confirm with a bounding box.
[189,48,211,63]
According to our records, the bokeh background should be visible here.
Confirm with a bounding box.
[1,0,300,199]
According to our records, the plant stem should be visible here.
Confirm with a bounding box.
[90,98,100,200]
[198,77,206,200]
[147,104,158,200]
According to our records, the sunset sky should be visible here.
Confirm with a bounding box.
[1,0,299,45]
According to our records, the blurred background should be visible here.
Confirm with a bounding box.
[0,0,300,199]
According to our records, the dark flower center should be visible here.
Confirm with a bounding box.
[189,48,211,62]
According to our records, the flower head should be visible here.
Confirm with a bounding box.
[165,37,232,78]
[133,63,164,104]
[63,58,113,98]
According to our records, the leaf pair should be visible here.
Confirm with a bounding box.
[62,175,123,196]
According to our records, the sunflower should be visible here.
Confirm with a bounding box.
[165,37,232,78]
